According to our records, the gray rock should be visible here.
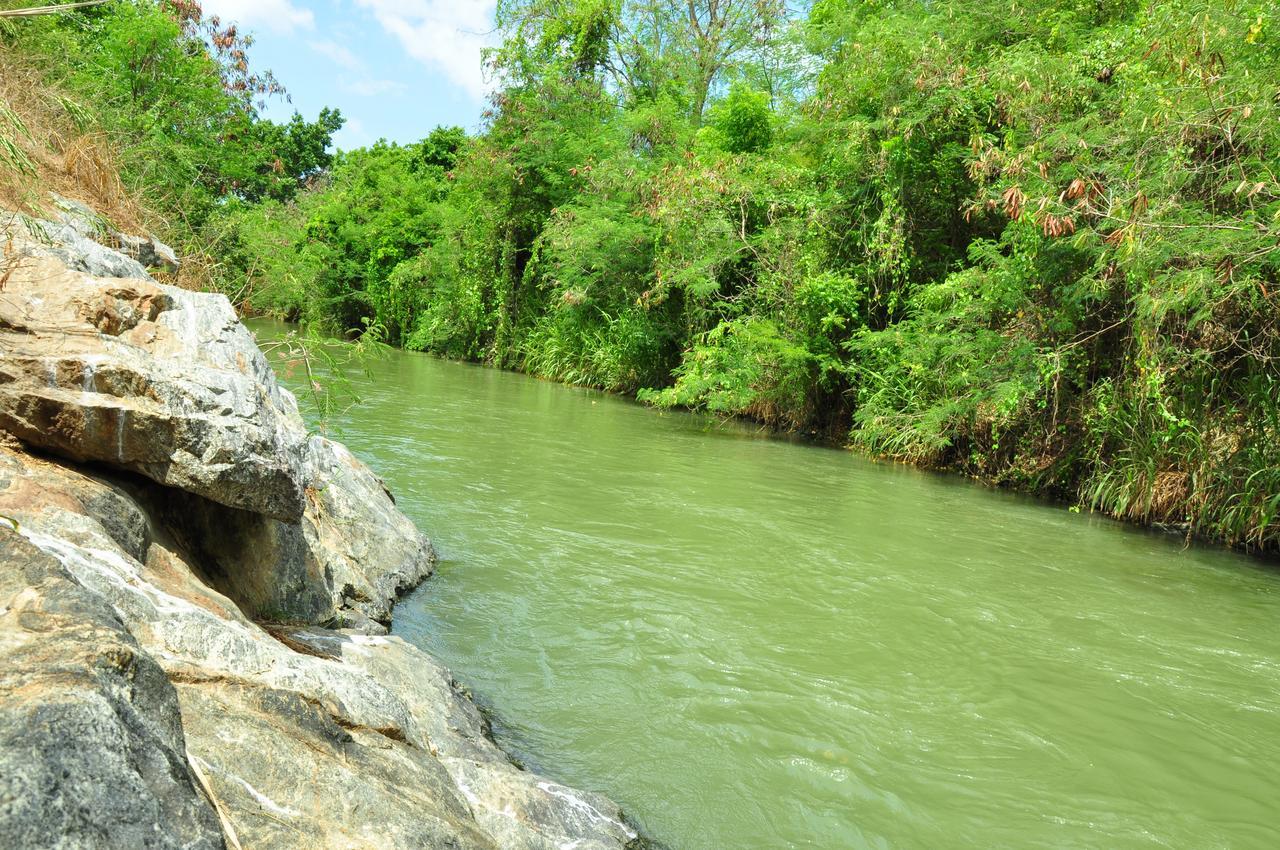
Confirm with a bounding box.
[32,217,153,280]
[116,232,181,273]
[0,255,308,522]
[0,247,440,622]
[0,196,637,850]
[0,446,637,850]
[301,435,436,626]
[0,532,226,850]
[49,193,105,235]
[0,197,153,282]
[174,681,496,850]
[150,490,336,625]
[1,195,178,280]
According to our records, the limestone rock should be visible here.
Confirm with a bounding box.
[0,533,225,850]
[130,434,438,627]
[302,435,436,626]
[1,196,154,282]
[0,197,637,850]
[46,193,180,274]
[0,255,308,522]
[0,446,637,850]
[116,232,181,273]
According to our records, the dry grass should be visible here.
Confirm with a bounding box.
[0,51,223,292]
[1149,470,1191,519]
[0,52,145,232]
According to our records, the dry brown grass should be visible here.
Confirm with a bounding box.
[0,50,224,292]
[0,51,145,232]
[1149,470,1191,519]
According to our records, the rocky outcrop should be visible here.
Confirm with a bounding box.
[3,194,180,277]
[0,205,638,849]
[0,254,308,522]
[114,231,180,274]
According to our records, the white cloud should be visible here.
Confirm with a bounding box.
[308,40,406,98]
[333,115,370,150]
[309,39,364,73]
[201,0,315,33]
[354,0,497,100]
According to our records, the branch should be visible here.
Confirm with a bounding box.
[0,1,111,17]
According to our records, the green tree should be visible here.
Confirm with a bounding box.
[707,81,772,152]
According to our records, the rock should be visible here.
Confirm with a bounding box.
[0,255,308,522]
[174,681,495,850]
[116,232,181,273]
[1,196,153,282]
[301,435,436,626]
[0,195,636,849]
[0,253,439,622]
[49,193,105,235]
[0,532,226,850]
[117,434,436,627]
[1,195,178,281]
[148,489,336,625]
[0,445,637,850]
[48,192,180,273]
[291,627,641,850]
[27,215,153,280]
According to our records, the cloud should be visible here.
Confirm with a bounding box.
[354,0,497,100]
[309,40,364,73]
[308,40,407,98]
[201,0,315,33]
[333,116,371,150]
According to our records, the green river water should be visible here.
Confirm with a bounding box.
[260,324,1280,849]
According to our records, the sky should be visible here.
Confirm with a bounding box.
[200,0,499,150]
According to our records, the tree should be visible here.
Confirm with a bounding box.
[666,0,784,122]
[495,0,786,122]
[708,81,771,152]
[221,108,345,202]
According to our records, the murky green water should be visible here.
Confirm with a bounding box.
[257,323,1280,849]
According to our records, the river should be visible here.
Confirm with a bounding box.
[257,322,1280,849]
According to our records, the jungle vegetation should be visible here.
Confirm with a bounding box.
[3,0,1278,551]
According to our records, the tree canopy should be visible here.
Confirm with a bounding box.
[7,0,1276,551]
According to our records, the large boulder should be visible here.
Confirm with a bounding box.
[301,434,437,626]
[1,201,154,281]
[0,228,438,625]
[0,203,639,849]
[0,254,308,522]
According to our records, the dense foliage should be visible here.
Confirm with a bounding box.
[228,0,1279,551]
[5,0,1277,551]
[0,0,343,270]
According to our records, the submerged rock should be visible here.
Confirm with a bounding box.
[0,205,637,849]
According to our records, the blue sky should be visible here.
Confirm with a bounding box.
[201,1,498,149]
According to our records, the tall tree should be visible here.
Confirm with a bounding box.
[667,0,784,122]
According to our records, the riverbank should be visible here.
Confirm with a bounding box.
[217,1,1279,559]
[290,334,1276,564]
[0,200,640,849]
